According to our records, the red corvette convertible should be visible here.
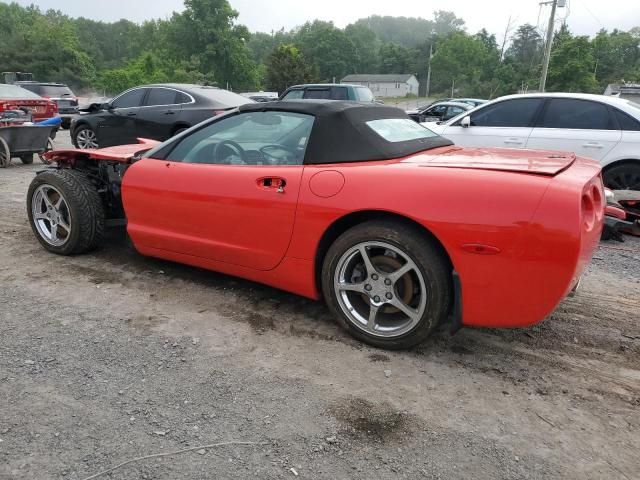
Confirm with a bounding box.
[28,101,604,349]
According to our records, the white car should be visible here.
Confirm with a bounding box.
[424,93,640,190]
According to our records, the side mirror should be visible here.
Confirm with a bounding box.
[461,116,471,128]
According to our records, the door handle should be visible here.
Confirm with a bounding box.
[164,111,175,115]
[504,138,523,145]
[257,177,286,193]
[582,142,604,148]
[127,112,137,117]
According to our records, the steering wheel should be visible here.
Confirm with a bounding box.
[260,144,299,165]
[213,140,247,164]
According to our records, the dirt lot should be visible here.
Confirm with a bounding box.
[1,131,639,479]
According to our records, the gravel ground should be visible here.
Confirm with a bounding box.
[1,131,639,480]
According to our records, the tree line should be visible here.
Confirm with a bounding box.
[0,0,638,98]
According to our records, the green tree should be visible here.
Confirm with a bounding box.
[503,24,543,91]
[378,43,416,74]
[165,0,259,90]
[547,28,599,92]
[592,29,640,88]
[430,32,495,97]
[294,21,357,82]
[265,44,317,94]
[344,24,381,73]
[0,4,94,88]
[247,29,294,66]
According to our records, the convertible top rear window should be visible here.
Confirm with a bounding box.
[367,118,438,142]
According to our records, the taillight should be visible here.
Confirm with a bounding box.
[1,103,16,111]
[582,192,595,231]
[213,110,226,116]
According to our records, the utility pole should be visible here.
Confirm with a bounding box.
[425,44,433,99]
[539,0,558,92]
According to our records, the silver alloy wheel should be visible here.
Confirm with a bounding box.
[76,128,98,149]
[31,185,72,246]
[333,241,427,338]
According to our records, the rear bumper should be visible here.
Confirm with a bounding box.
[456,157,603,329]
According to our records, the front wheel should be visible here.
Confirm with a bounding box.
[27,170,105,255]
[322,221,452,350]
[73,125,99,149]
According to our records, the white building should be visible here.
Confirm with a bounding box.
[604,83,640,102]
[341,74,419,98]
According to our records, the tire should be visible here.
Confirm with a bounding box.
[20,154,34,164]
[27,169,105,255]
[603,162,640,191]
[172,127,189,137]
[0,137,10,168]
[73,124,99,149]
[321,220,452,350]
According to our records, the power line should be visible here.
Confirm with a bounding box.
[575,0,604,29]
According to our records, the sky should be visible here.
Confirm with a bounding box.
[6,0,640,39]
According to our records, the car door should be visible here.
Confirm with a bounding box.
[96,88,147,147]
[122,110,315,271]
[423,105,447,122]
[443,105,467,121]
[526,98,621,161]
[136,87,184,140]
[439,98,544,149]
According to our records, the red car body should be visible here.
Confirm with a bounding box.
[45,136,604,331]
[0,84,58,121]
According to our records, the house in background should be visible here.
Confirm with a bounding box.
[604,83,640,102]
[341,74,419,98]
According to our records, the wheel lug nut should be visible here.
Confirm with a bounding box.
[371,274,379,281]
[364,284,372,291]
[386,293,393,299]
[384,278,392,286]
[374,296,380,302]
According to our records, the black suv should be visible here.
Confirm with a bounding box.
[280,84,376,102]
[15,82,78,128]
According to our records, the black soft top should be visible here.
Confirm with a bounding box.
[238,101,453,165]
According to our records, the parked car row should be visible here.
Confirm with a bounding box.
[10,77,636,191]
[425,93,640,190]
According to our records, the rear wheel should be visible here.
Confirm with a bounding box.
[172,126,189,137]
[27,170,105,255]
[73,125,99,149]
[20,154,34,164]
[603,162,640,190]
[322,221,452,349]
[0,137,9,168]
